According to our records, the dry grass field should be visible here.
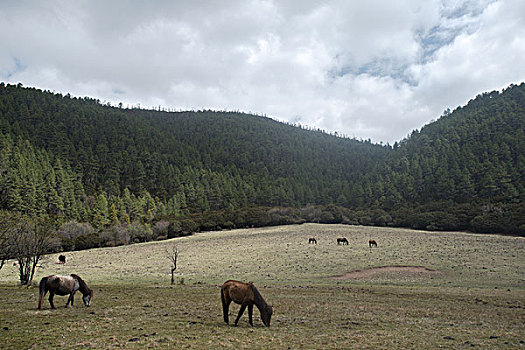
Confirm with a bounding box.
[1,224,524,349]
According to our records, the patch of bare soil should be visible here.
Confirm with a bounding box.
[332,266,441,280]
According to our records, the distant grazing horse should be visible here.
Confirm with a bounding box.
[337,237,349,245]
[308,238,317,244]
[221,280,273,327]
[38,274,93,310]
[58,255,66,264]
[369,239,378,248]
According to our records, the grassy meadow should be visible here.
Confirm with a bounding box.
[1,224,524,349]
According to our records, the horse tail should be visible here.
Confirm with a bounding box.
[221,286,228,323]
[38,277,48,309]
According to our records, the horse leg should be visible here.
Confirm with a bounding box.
[66,292,75,307]
[248,303,254,327]
[49,293,56,309]
[234,303,248,326]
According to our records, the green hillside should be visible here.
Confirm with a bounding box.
[0,82,523,240]
[371,84,525,233]
[0,83,388,208]
[386,85,524,204]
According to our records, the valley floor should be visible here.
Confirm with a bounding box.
[1,224,524,349]
[1,283,524,349]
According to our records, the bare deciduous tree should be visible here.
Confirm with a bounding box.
[9,217,59,285]
[166,245,178,285]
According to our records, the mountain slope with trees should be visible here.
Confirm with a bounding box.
[386,85,524,205]
[0,83,389,212]
[0,82,524,252]
[374,84,524,233]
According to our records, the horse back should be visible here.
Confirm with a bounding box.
[222,280,254,304]
[46,275,79,295]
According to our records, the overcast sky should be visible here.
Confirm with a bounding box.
[1,0,524,143]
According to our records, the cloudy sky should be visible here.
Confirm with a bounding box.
[1,0,524,143]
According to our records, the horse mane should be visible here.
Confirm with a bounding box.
[70,274,91,296]
[250,283,269,312]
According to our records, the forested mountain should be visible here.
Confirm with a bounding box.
[370,84,525,233]
[385,85,524,205]
[0,83,388,210]
[0,82,523,241]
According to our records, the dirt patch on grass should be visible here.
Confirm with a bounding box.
[332,266,441,280]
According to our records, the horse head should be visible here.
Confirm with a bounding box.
[82,289,93,307]
[261,304,273,327]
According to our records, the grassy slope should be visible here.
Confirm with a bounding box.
[1,224,524,349]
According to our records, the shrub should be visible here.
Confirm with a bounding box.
[153,221,170,239]
[180,219,198,235]
[74,233,100,250]
[222,221,235,230]
[127,223,153,243]
[57,221,95,251]
[100,225,130,247]
[167,221,182,239]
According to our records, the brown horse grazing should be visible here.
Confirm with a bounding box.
[221,280,273,327]
[369,239,378,248]
[337,237,349,245]
[308,238,317,244]
[38,274,93,310]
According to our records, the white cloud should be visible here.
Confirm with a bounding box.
[411,0,525,113]
[0,0,523,143]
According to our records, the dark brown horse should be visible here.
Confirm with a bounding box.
[308,238,317,244]
[58,255,66,264]
[337,237,349,245]
[369,239,378,248]
[38,274,93,310]
[221,280,273,327]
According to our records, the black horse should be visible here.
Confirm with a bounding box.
[308,238,317,244]
[369,239,378,248]
[58,255,66,264]
[337,237,349,245]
